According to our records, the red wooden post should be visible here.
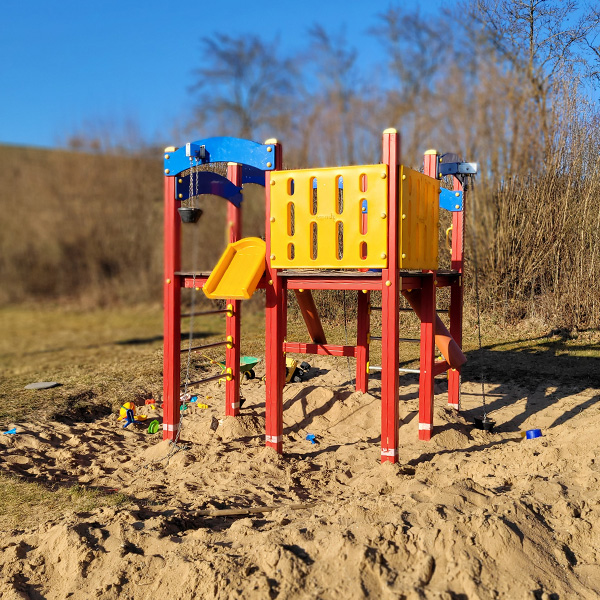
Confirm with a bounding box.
[356,290,370,393]
[448,175,464,409]
[162,174,181,440]
[380,129,400,463]
[265,142,285,454]
[418,273,436,440]
[225,163,243,416]
[423,149,438,180]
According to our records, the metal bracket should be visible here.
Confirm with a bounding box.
[438,162,478,177]
[185,143,206,160]
[439,188,463,211]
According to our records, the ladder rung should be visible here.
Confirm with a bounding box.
[368,366,421,374]
[369,336,419,343]
[181,340,229,352]
[182,373,226,387]
[370,307,449,313]
[181,309,228,318]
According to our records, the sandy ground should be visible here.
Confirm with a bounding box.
[1,356,600,599]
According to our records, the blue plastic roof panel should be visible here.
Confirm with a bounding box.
[164,137,276,177]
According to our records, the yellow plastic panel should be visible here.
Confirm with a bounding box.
[269,165,388,269]
[399,166,439,270]
[203,237,266,300]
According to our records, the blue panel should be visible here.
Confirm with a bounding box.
[164,137,276,177]
[439,188,463,211]
[438,162,478,177]
[242,165,266,186]
[175,172,243,208]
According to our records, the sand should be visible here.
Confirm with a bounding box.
[1,356,600,599]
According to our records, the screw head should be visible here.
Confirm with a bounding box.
[164,169,170,174]
[267,162,272,168]
[165,154,170,159]
[381,212,387,219]
[270,216,275,222]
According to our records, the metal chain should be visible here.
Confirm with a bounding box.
[183,274,197,397]
[188,157,194,207]
[469,180,488,418]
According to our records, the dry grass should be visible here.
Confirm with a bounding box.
[0,475,129,530]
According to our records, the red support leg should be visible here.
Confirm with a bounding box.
[448,175,464,410]
[418,273,436,440]
[381,129,400,463]
[163,175,181,441]
[356,290,370,393]
[264,146,285,454]
[226,163,243,416]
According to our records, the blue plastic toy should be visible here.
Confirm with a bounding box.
[306,434,317,444]
[3,427,17,435]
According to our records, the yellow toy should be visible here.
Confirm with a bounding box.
[118,402,148,428]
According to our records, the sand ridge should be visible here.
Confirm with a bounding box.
[1,356,600,599]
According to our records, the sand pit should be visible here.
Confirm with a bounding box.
[1,356,600,599]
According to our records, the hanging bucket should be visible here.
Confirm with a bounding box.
[178,207,203,223]
[474,416,495,432]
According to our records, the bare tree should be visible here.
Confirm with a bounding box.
[190,34,298,141]
[464,0,600,148]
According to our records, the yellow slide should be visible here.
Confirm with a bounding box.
[203,237,266,300]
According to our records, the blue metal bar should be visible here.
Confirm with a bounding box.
[175,172,243,207]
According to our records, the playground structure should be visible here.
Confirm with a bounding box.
[162,130,476,463]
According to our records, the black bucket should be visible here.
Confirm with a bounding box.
[474,416,496,432]
[178,207,203,223]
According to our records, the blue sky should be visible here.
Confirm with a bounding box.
[1,0,444,149]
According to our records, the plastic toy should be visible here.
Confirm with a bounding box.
[286,359,311,383]
[3,427,17,435]
[526,428,542,439]
[148,420,160,434]
[306,434,317,444]
[161,132,476,463]
[118,402,148,428]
